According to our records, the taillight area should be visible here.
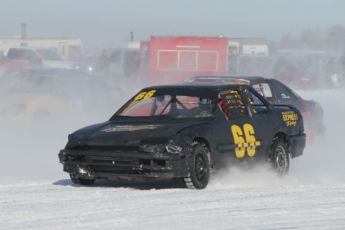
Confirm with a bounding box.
[300,100,310,107]
[301,111,311,118]
[314,102,323,110]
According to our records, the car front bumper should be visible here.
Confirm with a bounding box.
[58,149,190,180]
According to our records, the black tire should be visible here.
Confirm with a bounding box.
[183,145,210,189]
[270,139,290,175]
[70,173,95,186]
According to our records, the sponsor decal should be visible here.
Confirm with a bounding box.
[281,94,290,99]
[282,111,298,126]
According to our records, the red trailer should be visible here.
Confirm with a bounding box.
[138,36,228,86]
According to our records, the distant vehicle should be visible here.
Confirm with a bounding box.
[228,38,269,56]
[58,84,306,189]
[182,76,325,142]
[0,52,33,76]
[0,38,83,60]
[71,53,131,103]
[0,67,110,129]
[3,47,75,69]
[73,56,99,75]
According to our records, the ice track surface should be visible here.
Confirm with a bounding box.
[1,89,345,229]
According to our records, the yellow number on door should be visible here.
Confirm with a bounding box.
[231,125,245,158]
[231,124,260,158]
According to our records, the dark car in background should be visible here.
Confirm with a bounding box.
[182,76,325,142]
[73,56,99,75]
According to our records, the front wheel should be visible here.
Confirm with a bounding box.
[270,140,290,175]
[183,145,210,189]
[70,173,95,186]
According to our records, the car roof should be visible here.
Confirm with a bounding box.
[188,75,269,81]
[6,67,83,77]
[182,75,277,86]
[142,83,253,92]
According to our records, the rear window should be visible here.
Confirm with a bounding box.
[252,83,273,103]
[273,81,298,105]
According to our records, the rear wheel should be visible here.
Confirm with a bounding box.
[270,139,290,175]
[183,145,210,189]
[70,173,95,186]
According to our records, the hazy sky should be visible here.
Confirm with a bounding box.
[1,0,344,51]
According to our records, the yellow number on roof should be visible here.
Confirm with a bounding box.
[134,90,156,100]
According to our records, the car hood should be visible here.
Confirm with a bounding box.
[66,119,208,149]
[0,93,41,107]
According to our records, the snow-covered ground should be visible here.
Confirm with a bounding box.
[1,89,345,229]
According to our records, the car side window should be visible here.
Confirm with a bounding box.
[218,90,248,120]
[244,88,269,115]
[273,82,297,104]
[252,83,273,103]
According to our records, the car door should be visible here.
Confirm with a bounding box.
[241,87,274,160]
[213,88,272,164]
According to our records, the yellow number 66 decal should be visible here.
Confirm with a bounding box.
[231,124,261,158]
[134,90,156,100]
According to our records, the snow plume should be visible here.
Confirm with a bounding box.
[0,68,126,178]
[209,165,283,189]
[291,89,345,182]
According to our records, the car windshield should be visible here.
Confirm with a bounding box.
[116,89,216,118]
[36,49,63,61]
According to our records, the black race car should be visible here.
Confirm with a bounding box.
[58,84,306,189]
[183,76,325,142]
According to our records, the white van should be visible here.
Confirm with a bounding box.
[0,38,84,60]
